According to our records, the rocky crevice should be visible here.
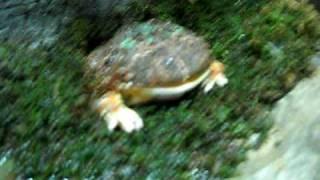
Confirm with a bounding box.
[0,0,142,48]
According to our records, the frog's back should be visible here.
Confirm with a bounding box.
[86,19,211,91]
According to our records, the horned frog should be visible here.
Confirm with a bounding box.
[86,19,228,133]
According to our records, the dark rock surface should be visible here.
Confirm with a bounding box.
[0,0,73,48]
[0,0,142,48]
[310,0,320,11]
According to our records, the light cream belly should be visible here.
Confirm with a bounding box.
[121,69,210,105]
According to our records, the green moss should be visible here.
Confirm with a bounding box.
[1,0,320,179]
[62,18,93,50]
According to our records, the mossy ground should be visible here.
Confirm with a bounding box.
[1,0,320,179]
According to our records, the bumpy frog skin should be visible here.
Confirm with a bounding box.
[87,19,228,133]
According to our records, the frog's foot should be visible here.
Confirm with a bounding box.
[105,105,143,133]
[202,61,228,93]
[95,91,143,133]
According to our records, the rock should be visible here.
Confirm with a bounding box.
[311,52,320,68]
[0,0,144,48]
[0,0,73,48]
[232,68,320,180]
[74,0,138,17]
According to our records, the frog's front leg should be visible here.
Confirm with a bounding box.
[95,91,143,133]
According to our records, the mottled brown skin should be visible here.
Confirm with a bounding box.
[86,19,211,94]
[86,20,229,133]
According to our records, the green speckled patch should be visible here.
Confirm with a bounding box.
[146,37,154,44]
[173,26,184,34]
[138,23,154,36]
[120,37,137,49]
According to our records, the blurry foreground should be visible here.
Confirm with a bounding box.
[1,0,320,179]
